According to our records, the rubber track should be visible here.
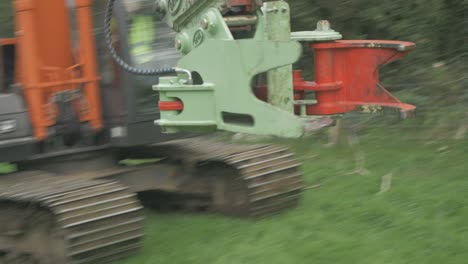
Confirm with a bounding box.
[159,138,305,217]
[0,174,143,264]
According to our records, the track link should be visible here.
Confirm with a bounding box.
[0,173,143,264]
[159,137,304,218]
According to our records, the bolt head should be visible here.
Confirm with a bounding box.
[201,18,210,30]
[175,39,182,50]
[316,20,331,31]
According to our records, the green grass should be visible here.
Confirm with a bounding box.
[116,127,468,264]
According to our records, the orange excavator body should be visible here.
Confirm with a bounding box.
[13,0,102,140]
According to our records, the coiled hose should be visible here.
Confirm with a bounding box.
[104,0,176,76]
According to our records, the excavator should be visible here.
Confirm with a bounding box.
[0,0,416,263]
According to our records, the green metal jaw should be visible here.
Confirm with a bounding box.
[156,39,304,137]
[154,1,310,138]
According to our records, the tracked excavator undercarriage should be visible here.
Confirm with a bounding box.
[0,0,417,263]
[0,138,303,263]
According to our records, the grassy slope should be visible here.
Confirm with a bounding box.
[117,128,468,264]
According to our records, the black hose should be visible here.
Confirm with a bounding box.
[104,0,176,76]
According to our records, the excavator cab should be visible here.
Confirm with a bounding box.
[94,0,183,146]
[0,0,184,162]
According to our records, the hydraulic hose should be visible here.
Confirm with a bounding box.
[104,0,177,76]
